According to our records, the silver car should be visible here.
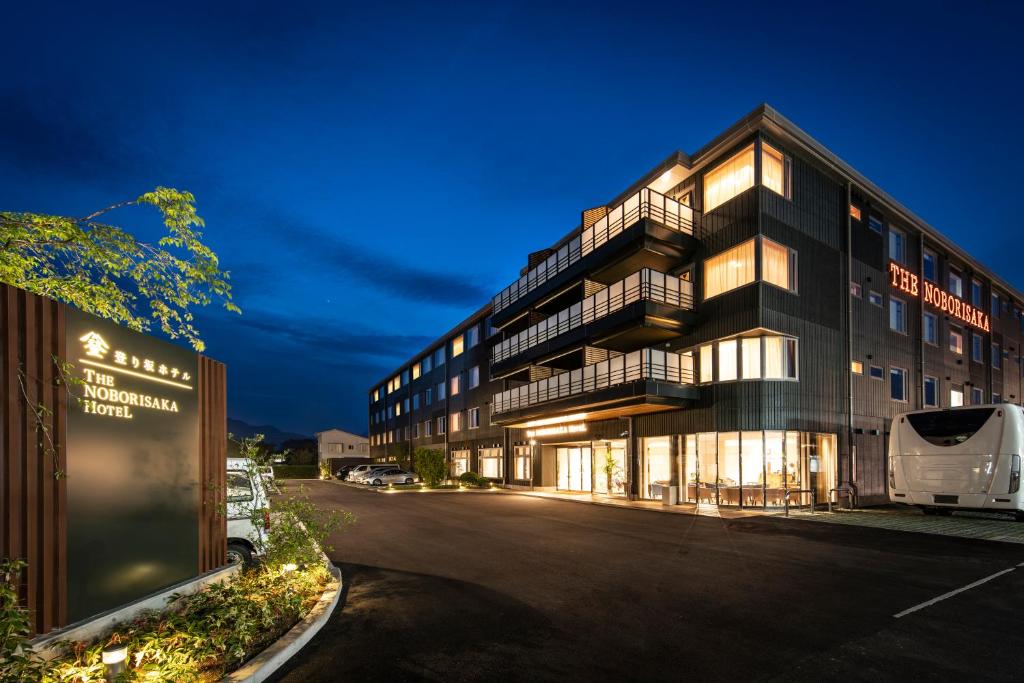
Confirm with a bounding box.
[366,468,418,486]
[346,464,382,482]
[350,464,398,483]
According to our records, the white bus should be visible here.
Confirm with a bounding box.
[889,404,1023,520]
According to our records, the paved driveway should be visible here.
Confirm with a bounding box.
[270,481,1024,682]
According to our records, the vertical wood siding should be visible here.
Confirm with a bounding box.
[198,356,227,573]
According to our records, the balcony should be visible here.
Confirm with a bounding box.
[491,269,695,372]
[491,347,698,427]
[492,188,697,323]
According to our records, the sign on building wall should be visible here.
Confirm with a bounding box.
[65,307,200,622]
[889,261,991,332]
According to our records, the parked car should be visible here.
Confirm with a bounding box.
[226,457,270,566]
[347,464,394,482]
[256,465,278,493]
[367,468,418,486]
[351,465,399,483]
[335,465,355,480]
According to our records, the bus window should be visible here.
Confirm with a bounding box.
[906,408,996,447]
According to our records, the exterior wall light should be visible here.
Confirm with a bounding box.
[102,643,128,678]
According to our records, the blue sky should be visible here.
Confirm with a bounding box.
[2,1,1021,435]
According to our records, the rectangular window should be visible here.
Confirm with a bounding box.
[468,365,480,389]
[993,392,1002,403]
[922,249,937,282]
[412,422,419,438]
[703,239,756,299]
[413,394,420,410]
[395,402,402,416]
[949,268,963,298]
[924,376,938,407]
[889,297,907,333]
[993,343,1001,370]
[971,279,983,307]
[868,214,883,234]
[718,339,738,382]
[434,347,445,366]
[468,407,480,429]
[888,228,906,265]
[972,333,983,363]
[869,365,884,380]
[703,144,755,212]
[450,375,460,396]
[437,381,446,400]
[451,335,464,358]
[851,360,863,374]
[992,293,1001,318]
[422,355,432,373]
[764,336,798,379]
[890,367,908,401]
[850,282,862,298]
[425,388,432,405]
[869,291,883,307]
[449,412,462,432]
[479,447,503,478]
[514,447,531,480]
[950,326,963,355]
[412,362,421,380]
[761,238,797,292]
[401,369,409,385]
[437,416,446,435]
[465,325,480,349]
[849,205,862,221]
[424,420,432,437]
[741,337,761,379]
[971,387,983,405]
[700,344,713,383]
[950,385,964,407]
[761,142,791,199]
[923,312,938,345]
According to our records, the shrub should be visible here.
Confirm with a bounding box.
[272,465,317,479]
[0,560,48,682]
[414,448,446,486]
[318,461,331,480]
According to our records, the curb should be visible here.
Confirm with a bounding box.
[327,479,498,494]
[220,562,343,683]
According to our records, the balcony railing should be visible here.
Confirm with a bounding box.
[492,347,694,415]
[492,188,696,314]
[492,269,694,364]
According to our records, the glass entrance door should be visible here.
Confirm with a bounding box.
[592,441,626,496]
[556,446,592,492]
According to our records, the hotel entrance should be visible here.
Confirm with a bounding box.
[547,440,627,495]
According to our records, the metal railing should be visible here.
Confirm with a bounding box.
[492,188,697,314]
[492,347,694,415]
[783,489,816,517]
[828,485,858,512]
[492,270,694,364]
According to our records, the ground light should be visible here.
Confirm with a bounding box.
[282,563,298,573]
[102,643,128,678]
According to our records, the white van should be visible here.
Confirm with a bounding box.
[227,457,270,565]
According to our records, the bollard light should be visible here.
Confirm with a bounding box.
[102,643,128,678]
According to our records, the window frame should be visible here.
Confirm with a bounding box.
[889,296,907,334]
[923,375,938,407]
[922,312,938,346]
[888,227,907,265]
[889,366,908,402]
[922,249,937,283]
[868,291,883,307]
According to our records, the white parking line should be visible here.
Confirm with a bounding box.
[894,567,1017,618]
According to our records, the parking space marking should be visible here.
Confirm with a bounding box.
[893,567,1016,618]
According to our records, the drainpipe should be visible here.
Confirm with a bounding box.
[845,181,855,491]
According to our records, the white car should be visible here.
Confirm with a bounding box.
[226,457,270,566]
[257,465,278,494]
[346,464,389,482]
[366,468,419,486]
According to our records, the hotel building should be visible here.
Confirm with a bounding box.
[369,104,1024,507]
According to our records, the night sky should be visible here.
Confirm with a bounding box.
[2,1,1021,436]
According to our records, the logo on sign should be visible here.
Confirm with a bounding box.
[79,331,110,359]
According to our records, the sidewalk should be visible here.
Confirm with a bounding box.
[493,488,766,519]
[788,507,1024,544]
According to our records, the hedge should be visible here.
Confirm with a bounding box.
[272,464,318,479]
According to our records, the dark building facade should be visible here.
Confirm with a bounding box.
[369,104,1024,508]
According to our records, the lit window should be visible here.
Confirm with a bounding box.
[888,228,906,265]
[449,412,462,432]
[850,205,862,221]
[950,326,963,355]
[514,447,531,480]
[450,375,460,396]
[890,367,907,401]
[761,142,791,199]
[718,339,738,382]
[700,344,713,383]
[949,268,963,298]
[993,343,1001,370]
[889,297,907,333]
[868,215,884,234]
[412,362,421,380]
[869,365,884,380]
[869,291,883,307]
[851,360,863,374]
[924,377,938,407]
[971,279,983,307]
[742,338,761,379]
[950,385,964,407]
[703,144,755,212]
[395,402,402,416]
[923,312,938,345]
[704,239,756,299]
[761,238,797,292]
[922,250,937,283]
[451,335,464,358]
[972,333,983,363]
[479,447,503,478]
[850,282,862,298]
[763,336,797,380]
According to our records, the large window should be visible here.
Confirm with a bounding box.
[479,447,502,478]
[451,335,464,358]
[924,376,938,407]
[700,334,797,383]
[704,239,756,299]
[718,339,738,381]
[950,384,964,407]
[923,312,938,345]
[762,238,797,292]
[449,411,461,432]
[888,228,907,265]
[950,326,963,355]
[700,344,713,383]
[949,268,963,298]
[412,362,421,380]
[704,144,755,212]
[761,143,791,199]
[514,446,531,481]
[889,297,907,333]
[741,337,761,379]
[890,367,907,401]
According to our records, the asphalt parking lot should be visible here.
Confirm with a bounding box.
[270,481,1024,682]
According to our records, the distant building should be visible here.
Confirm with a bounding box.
[315,428,370,470]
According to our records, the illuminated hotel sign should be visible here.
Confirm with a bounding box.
[889,261,990,332]
[526,423,587,438]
